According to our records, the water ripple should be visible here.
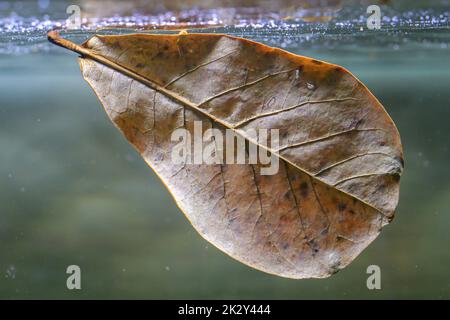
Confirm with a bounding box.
[0,1,448,55]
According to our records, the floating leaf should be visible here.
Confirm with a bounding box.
[48,30,403,279]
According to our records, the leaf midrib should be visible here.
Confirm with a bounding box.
[55,33,388,217]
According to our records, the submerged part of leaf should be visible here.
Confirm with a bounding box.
[49,31,403,279]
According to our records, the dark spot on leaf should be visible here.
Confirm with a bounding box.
[300,181,309,197]
[395,156,405,168]
[338,203,346,211]
[353,118,364,128]
[312,59,322,65]
[329,259,341,274]
[112,42,122,50]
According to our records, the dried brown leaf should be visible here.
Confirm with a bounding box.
[48,31,403,279]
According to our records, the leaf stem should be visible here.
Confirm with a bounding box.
[47,30,90,56]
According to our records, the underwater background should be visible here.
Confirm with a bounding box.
[0,0,449,298]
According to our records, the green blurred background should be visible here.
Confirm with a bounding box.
[0,0,449,298]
